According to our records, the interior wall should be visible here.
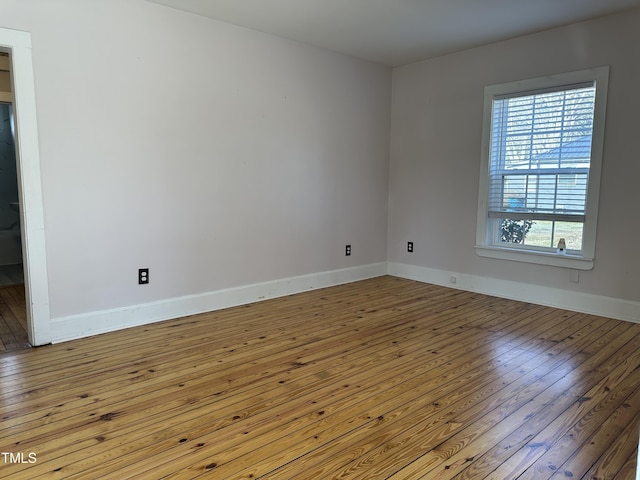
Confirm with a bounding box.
[0,53,10,95]
[4,0,638,340]
[0,103,21,265]
[388,8,640,304]
[0,73,10,93]
[2,0,391,320]
[0,55,21,266]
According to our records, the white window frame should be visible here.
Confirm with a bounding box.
[475,66,609,270]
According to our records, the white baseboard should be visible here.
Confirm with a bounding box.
[50,261,640,343]
[387,262,640,324]
[50,262,387,343]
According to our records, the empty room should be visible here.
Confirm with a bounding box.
[2,0,640,478]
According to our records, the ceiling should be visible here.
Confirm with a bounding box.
[147,0,640,67]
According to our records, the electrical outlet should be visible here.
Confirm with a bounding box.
[345,244,351,256]
[408,241,414,253]
[138,268,149,285]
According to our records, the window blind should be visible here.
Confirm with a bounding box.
[487,83,597,223]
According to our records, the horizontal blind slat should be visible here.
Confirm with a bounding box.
[487,211,585,222]
[488,84,595,223]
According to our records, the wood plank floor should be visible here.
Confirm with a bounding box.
[1,275,639,479]
[0,284,29,352]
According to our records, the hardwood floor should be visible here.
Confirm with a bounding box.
[0,283,29,352]
[1,276,639,479]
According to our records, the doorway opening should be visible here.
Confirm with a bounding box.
[0,24,53,348]
[0,52,28,352]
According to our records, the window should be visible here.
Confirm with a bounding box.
[476,67,609,269]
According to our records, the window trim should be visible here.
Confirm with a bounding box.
[475,67,609,270]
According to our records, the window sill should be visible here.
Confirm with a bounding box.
[475,245,594,270]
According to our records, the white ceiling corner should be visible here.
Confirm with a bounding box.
[146,0,640,66]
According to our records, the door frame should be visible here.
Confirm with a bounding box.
[1,27,51,346]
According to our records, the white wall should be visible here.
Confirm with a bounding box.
[4,1,639,342]
[2,0,391,337]
[388,9,640,310]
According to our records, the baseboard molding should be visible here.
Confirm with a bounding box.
[49,261,640,343]
[387,262,640,324]
[51,262,388,343]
